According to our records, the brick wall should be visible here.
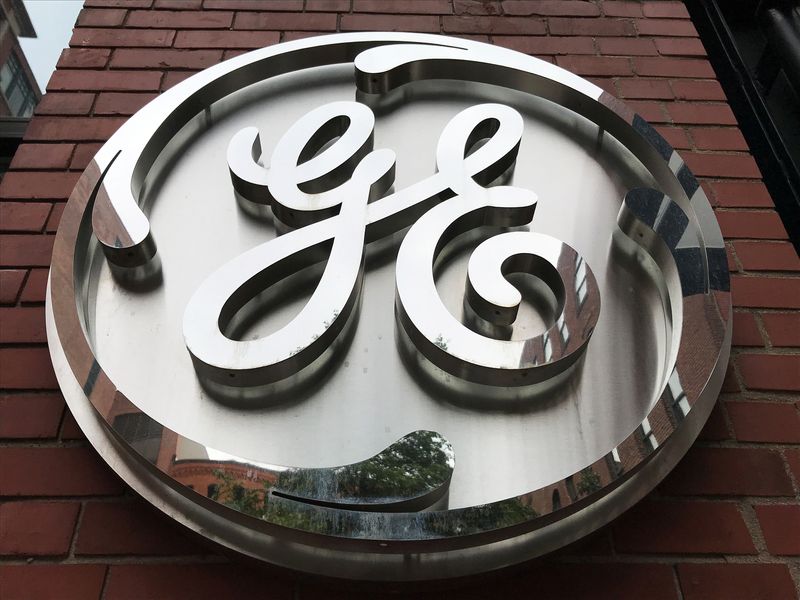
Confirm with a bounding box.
[1,1,799,598]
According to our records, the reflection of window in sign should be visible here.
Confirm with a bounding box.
[112,413,163,463]
[668,373,690,420]
[552,488,561,511]
[557,314,569,347]
[544,332,553,362]
[575,254,588,309]
[640,417,658,451]
[0,53,36,118]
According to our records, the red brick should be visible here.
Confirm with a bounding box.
[672,79,726,100]
[0,306,46,342]
[0,235,54,267]
[691,127,748,151]
[685,154,761,180]
[787,448,800,482]
[597,37,657,55]
[706,180,773,208]
[655,126,691,149]
[754,504,800,556]
[0,269,25,304]
[46,204,65,233]
[105,565,294,600]
[668,102,736,125]
[0,565,107,600]
[732,276,800,309]
[60,409,87,440]
[733,241,800,272]
[732,311,763,346]
[443,14,547,35]
[627,100,668,122]
[76,500,198,555]
[476,564,679,600]
[636,18,698,37]
[613,500,756,554]
[494,36,595,55]
[10,144,74,170]
[77,8,127,27]
[723,363,741,392]
[70,143,104,170]
[502,1,600,16]
[549,17,635,36]
[655,37,706,57]
[762,312,800,347]
[555,55,632,76]
[234,11,337,30]
[174,30,280,48]
[738,353,800,392]
[94,92,159,115]
[0,172,80,201]
[35,93,95,116]
[306,0,351,10]
[634,57,713,78]
[678,563,797,600]
[0,347,57,388]
[0,203,51,232]
[602,1,642,17]
[728,401,800,443]
[716,210,786,240]
[110,48,222,69]
[155,0,202,7]
[127,9,232,28]
[0,502,79,556]
[20,269,48,303]
[25,117,126,142]
[84,0,152,6]
[587,76,616,95]
[454,0,501,15]
[160,70,198,90]
[0,446,124,496]
[341,13,442,32]
[57,48,111,69]
[643,1,689,19]
[615,78,673,100]
[71,27,175,47]
[698,402,730,441]
[203,0,301,8]
[48,70,162,92]
[354,0,450,12]
[727,243,739,271]
[0,393,64,439]
[662,446,794,496]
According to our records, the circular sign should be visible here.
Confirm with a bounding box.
[47,32,731,580]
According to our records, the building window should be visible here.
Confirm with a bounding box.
[557,314,569,347]
[1,53,36,118]
[112,412,163,463]
[574,255,588,308]
[640,417,658,451]
[667,372,690,420]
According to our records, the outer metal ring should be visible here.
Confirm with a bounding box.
[47,32,731,580]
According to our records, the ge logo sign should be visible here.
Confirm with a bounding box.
[48,33,731,580]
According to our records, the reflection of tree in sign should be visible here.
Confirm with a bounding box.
[576,466,602,497]
[275,431,454,506]
[208,469,270,516]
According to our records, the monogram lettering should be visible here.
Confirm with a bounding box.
[183,101,599,401]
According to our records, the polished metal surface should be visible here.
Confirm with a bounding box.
[47,33,731,580]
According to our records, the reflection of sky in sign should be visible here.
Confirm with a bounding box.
[20,1,84,90]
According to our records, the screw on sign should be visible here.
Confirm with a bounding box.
[47,33,731,580]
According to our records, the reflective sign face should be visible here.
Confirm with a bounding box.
[47,33,731,580]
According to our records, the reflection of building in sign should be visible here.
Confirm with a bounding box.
[0,0,40,180]
[106,395,276,512]
[574,254,588,308]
